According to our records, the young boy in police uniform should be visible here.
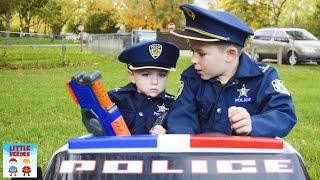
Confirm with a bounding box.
[108,40,179,135]
[167,4,297,137]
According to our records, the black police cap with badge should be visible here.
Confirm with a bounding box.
[170,4,254,47]
[118,40,179,71]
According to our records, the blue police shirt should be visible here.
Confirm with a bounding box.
[108,83,175,135]
[167,53,297,137]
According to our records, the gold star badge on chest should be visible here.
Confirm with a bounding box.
[157,103,169,113]
[237,84,250,98]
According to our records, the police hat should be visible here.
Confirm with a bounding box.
[170,4,254,47]
[118,41,179,71]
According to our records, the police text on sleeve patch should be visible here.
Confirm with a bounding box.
[271,79,290,96]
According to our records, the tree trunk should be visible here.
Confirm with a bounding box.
[5,8,10,38]
[25,14,31,33]
[18,14,24,36]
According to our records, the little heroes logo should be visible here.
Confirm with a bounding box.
[3,144,37,178]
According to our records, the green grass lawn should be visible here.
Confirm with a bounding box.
[0,46,108,68]
[0,55,319,179]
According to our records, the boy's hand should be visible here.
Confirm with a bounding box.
[228,106,252,136]
[149,125,167,135]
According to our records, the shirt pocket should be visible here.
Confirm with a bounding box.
[197,102,213,123]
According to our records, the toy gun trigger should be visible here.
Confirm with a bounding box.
[81,109,106,136]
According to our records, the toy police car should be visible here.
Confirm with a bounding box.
[43,134,310,180]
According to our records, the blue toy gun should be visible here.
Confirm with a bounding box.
[65,71,131,136]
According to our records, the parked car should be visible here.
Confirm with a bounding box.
[250,27,320,65]
[64,33,78,41]
[132,29,156,43]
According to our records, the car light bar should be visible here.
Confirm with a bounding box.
[68,134,284,154]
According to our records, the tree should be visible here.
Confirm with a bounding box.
[40,0,75,35]
[278,0,319,37]
[154,0,194,31]
[83,0,119,33]
[0,0,16,33]
[115,0,154,31]
[115,0,193,31]
[307,2,320,37]
[15,0,48,33]
[217,0,288,29]
[258,0,288,26]
[64,0,104,33]
[85,10,119,33]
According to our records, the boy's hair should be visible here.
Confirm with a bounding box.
[187,40,243,57]
[9,158,17,163]
[23,158,30,163]
[215,41,243,57]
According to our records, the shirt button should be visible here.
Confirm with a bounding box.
[147,97,151,100]
[138,112,144,116]
[216,108,222,114]
[232,81,236,85]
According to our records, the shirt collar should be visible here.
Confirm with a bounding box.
[117,83,137,92]
[235,52,264,78]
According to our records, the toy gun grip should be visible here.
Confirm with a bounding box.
[91,79,113,109]
[110,113,131,136]
[91,79,130,136]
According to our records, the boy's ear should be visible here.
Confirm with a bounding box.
[225,46,238,62]
[128,69,135,84]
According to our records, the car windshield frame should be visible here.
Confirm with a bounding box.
[285,29,318,40]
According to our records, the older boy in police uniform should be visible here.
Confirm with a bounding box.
[167,4,297,137]
[108,40,179,135]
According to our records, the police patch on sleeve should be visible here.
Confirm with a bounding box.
[175,81,184,100]
[271,79,290,96]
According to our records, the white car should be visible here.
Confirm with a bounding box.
[250,28,320,65]
[133,30,157,43]
[64,33,77,41]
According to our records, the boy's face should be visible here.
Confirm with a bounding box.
[189,40,234,80]
[129,68,169,97]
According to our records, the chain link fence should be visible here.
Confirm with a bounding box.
[1,30,190,68]
[88,30,194,58]
[0,31,84,68]
[89,33,132,57]
[88,30,158,57]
